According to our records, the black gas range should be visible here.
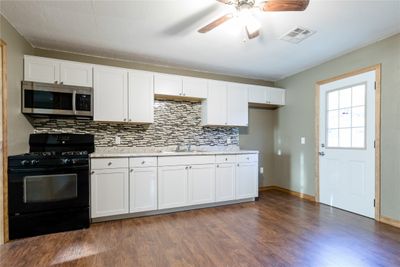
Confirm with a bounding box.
[8,133,94,239]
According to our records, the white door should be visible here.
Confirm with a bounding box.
[227,83,248,126]
[91,168,129,218]
[235,162,258,199]
[319,70,376,218]
[128,70,154,123]
[93,66,128,122]
[129,167,157,213]
[158,165,188,209]
[188,164,216,205]
[182,77,208,99]
[202,81,227,126]
[216,163,236,201]
[24,55,59,84]
[60,61,93,87]
[154,73,182,96]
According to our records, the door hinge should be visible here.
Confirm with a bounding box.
[374,140,376,148]
[374,81,377,90]
[374,199,376,207]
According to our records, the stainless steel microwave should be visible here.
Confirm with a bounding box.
[22,81,93,118]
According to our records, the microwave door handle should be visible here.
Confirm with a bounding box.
[72,90,77,115]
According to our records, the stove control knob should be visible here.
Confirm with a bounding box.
[30,159,39,165]
[62,159,71,165]
[21,160,30,166]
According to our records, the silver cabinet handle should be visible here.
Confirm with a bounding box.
[141,161,145,164]
[185,166,188,169]
[72,90,77,115]
[129,119,132,122]
[189,166,192,169]
[130,169,133,173]
[108,162,112,166]
[237,163,240,167]
[123,118,127,122]
[225,158,228,161]
[60,81,64,85]
[54,81,58,84]
[217,164,219,168]
[246,157,250,160]
[91,171,95,174]
[319,152,325,156]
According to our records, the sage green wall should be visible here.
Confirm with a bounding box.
[275,33,400,221]
[0,15,34,155]
[239,108,276,187]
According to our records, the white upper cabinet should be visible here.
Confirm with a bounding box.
[268,87,285,105]
[202,80,227,126]
[154,74,208,99]
[94,65,128,122]
[182,77,208,99]
[128,70,154,123]
[24,55,93,87]
[60,61,93,87]
[248,85,267,104]
[202,81,248,127]
[154,73,182,96]
[24,56,59,84]
[227,82,248,127]
[248,85,286,106]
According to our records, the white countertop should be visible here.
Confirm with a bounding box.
[90,147,259,158]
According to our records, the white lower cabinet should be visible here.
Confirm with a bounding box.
[188,164,216,205]
[129,167,157,213]
[158,165,188,209]
[216,163,236,201]
[235,162,258,199]
[91,168,129,218]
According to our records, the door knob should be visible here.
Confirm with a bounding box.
[319,152,325,156]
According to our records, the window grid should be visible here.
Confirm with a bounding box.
[326,83,367,149]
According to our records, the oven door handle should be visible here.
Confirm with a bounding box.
[72,90,77,115]
[9,165,89,174]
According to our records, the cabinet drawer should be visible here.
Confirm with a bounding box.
[129,157,157,168]
[91,158,129,169]
[216,155,236,163]
[236,154,258,163]
[158,155,215,166]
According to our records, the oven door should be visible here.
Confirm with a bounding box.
[8,165,89,215]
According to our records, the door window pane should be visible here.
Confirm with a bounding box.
[328,90,339,110]
[326,83,367,149]
[328,110,339,129]
[339,128,351,147]
[339,88,352,108]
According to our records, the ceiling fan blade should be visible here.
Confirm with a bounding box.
[216,0,234,4]
[198,13,234,33]
[246,26,260,39]
[260,0,310,12]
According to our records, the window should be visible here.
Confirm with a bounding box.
[326,83,366,149]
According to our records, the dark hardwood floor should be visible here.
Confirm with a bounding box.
[1,190,400,267]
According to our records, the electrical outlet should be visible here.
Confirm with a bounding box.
[301,137,306,144]
[227,137,231,145]
[115,136,121,145]
[260,167,264,174]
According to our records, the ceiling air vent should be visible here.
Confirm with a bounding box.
[280,27,315,44]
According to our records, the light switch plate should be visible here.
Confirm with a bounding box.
[260,167,264,174]
[301,137,306,144]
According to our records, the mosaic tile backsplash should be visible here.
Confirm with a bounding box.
[32,100,239,148]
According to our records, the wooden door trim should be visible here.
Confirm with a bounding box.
[315,64,381,221]
[0,39,8,244]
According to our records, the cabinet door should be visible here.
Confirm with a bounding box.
[24,56,59,84]
[216,163,236,201]
[128,70,154,123]
[130,167,157,212]
[182,77,208,99]
[201,81,227,126]
[93,66,128,122]
[60,61,93,87]
[188,164,215,205]
[158,166,188,209]
[248,85,266,104]
[154,73,182,96]
[267,87,286,105]
[227,83,248,126]
[91,168,129,218]
[235,162,258,199]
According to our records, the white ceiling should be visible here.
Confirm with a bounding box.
[1,0,399,81]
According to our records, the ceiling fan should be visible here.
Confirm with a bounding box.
[198,0,310,40]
